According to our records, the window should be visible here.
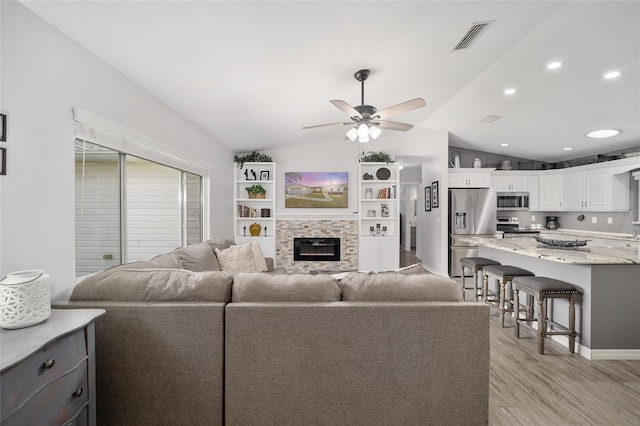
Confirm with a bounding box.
[75,139,203,276]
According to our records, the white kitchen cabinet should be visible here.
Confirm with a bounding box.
[564,169,629,211]
[527,175,540,210]
[359,162,400,271]
[491,173,529,192]
[539,173,564,210]
[448,169,492,188]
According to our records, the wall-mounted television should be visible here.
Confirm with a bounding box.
[285,172,348,208]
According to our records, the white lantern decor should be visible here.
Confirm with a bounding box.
[0,270,51,329]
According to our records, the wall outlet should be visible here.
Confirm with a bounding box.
[608,217,613,224]
[592,217,598,224]
[531,215,536,222]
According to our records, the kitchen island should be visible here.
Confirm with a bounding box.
[467,233,640,360]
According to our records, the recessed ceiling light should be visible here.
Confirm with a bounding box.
[500,143,509,147]
[563,147,573,151]
[547,61,562,69]
[586,129,622,139]
[504,88,516,95]
[603,71,622,79]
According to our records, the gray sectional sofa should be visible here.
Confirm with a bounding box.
[56,239,490,425]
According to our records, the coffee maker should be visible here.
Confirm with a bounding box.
[545,216,559,230]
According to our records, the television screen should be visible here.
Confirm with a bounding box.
[285,172,348,208]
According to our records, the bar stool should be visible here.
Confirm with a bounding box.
[483,265,534,327]
[459,257,501,302]
[512,276,581,354]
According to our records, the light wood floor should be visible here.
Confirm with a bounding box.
[460,283,640,425]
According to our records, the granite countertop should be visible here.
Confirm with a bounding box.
[542,228,640,242]
[464,235,640,265]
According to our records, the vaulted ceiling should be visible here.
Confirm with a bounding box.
[22,1,640,162]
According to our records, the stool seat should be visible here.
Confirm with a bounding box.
[484,265,534,278]
[512,276,579,294]
[483,265,534,327]
[460,257,501,268]
[512,276,582,354]
[460,257,501,302]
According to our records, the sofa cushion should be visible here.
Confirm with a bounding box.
[150,252,184,269]
[206,237,235,254]
[175,241,221,272]
[215,241,267,274]
[109,261,156,270]
[71,268,233,302]
[340,272,462,302]
[232,273,341,302]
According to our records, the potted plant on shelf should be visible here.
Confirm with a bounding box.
[360,151,395,163]
[234,151,273,169]
[245,184,267,199]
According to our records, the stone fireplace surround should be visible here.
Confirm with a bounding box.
[276,217,358,273]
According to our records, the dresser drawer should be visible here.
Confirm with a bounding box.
[1,328,87,417]
[2,360,89,426]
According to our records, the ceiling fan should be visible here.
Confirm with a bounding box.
[303,69,426,143]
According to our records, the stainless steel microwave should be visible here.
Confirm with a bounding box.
[496,192,529,210]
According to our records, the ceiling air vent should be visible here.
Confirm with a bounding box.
[480,115,501,124]
[453,20,495,51]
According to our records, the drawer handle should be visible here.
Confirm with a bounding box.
[43,359,55,369]
[72,387,84,398]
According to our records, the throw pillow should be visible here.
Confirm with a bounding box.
[215,242,260,274]
[175,241,221,272]
[249,240,268,272]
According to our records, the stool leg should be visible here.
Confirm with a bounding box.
[483,273,488,303]
[569,294,577,353]
[514,288,520,338]
[537,294,546,354]
[500,279,506,327]
[526,294,534,326]
[474,267,481,302]
[460,264,466,301]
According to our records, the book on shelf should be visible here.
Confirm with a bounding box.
[237,204,258,218]
[376,185,397,199]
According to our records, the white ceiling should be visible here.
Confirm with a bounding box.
[22,1,640,162]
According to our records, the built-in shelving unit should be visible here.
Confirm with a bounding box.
[234,162,276,258]
[358,162,400,271]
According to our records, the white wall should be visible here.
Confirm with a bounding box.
[0,2,234,300]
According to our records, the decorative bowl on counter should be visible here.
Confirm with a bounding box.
[534,236,590,248]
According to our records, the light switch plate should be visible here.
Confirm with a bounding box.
[592,217,598,224]
[608,217,613,224]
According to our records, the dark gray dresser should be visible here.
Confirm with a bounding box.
[1,309,104,426]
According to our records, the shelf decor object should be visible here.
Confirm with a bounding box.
[0,270,51,329]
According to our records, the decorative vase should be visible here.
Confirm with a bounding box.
[0,270,51,329]
[249,223,261,237]
[365,188,373,199]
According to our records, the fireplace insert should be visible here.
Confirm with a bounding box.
[293,238,340,261]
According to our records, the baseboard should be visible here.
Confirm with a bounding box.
[548,334,640,360]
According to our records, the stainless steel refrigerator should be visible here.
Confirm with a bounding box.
[448,188,497,277]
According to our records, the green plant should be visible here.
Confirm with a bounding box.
[245,184,267,196]
[360,151,395,163]
[234,151,273,169]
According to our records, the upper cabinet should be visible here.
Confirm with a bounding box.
[538,173,564,211]
[448,168,492,188]
[563,169,630,211]
[491,172,529,192]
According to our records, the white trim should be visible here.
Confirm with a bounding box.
[276,214,358,221]
[73,108,212,177]
[588,349,640,360]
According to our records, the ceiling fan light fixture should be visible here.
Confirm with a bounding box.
[357,123,369,138]
[358,134,370,143]
[369,125,382,140]
[346,128,358,141]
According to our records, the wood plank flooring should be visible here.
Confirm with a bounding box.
[400,252,640,424]
[463,284,640,425]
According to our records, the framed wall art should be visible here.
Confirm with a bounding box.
[285,171,348,208]
[0,114,6,142]
[431,181,439,208]
[424,186,431,212]
[1,147,6,175]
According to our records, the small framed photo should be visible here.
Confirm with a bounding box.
[260,170,270,181]
[431,181,439,208]
[1,147,6,175]
[0,114,6,142]
[424,186,431,212]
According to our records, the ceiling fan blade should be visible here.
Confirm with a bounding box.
[376,120,414,131]
[330,100,362,118]
[302,121,352,130]
[375,98,426,120]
